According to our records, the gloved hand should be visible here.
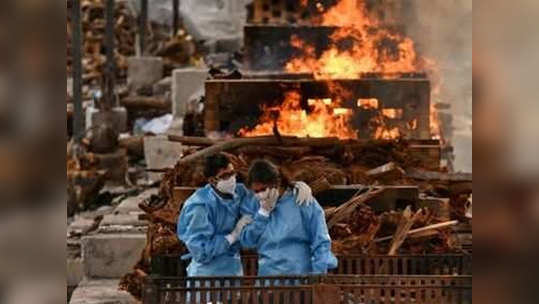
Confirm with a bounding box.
[293,182,316,206]
[225,215,253,245]
[258,188,280,216]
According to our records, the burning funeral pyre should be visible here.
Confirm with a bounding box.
[120,0,471,299]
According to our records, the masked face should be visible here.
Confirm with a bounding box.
[255,187,280,203]
[255,188,270,201]
[215,175,237,195]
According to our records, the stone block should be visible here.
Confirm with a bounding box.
[144,135,185,182]
[69,279,136,304]
[69,216,96,233]
[86,106,128,133]
[153,76,172,96]
[67,258,84,287]
[100,214,147,227]
[115,188,159,214]
[127,56,164,92]
[171,68,208,132]
[82,234,146,279]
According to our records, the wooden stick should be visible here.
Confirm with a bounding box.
[327,187,386,229]
[388,207,424,255]
[175,136,344,165]
[309,176,332,195]
[374,220,459,243]
[167,135,220,146]
[120,96,171,110]
[236,145,312,158]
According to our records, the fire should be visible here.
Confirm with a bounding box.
[358,98,379,109]
[286,0,418,79]
[375,127,400,140]
[239,91,358,139]
[382,108,403,119]
[241,0,444,141]
[423,57,444,140]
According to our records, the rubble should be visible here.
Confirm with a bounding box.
[119,136,471,299]
[64,0,472,301]
[66,0,198,89]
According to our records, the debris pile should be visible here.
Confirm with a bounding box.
[120,136,472,299]
[67,141,106,217]
[66,0,198,90]
[67,0,136,86]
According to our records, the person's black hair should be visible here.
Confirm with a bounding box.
[204,153,230,179]
[247,159,280,187]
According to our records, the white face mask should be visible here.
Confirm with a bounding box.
[216,175,237,195]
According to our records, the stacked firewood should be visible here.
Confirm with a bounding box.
[67,0,135,85]
[66,0,198,88]
[67,141,106,217]
[120,136,472,299]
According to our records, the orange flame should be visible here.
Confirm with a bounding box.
[358,98,379,109]
[423,57,443,140]
[382,108,404,119]
[286,0,418,79]
[241,0,443,141]
[239,90,358,139]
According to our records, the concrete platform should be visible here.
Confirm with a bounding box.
[67,257,84,287]
[82,234,146,279]
[115,188,159,214]
[69,279,136,304]
[100,214,147,227]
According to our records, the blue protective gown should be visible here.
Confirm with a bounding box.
[240,190,338,276]
[177,183,258,277]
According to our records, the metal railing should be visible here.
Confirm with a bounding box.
[143,275,472,304]
[151,254,472,277]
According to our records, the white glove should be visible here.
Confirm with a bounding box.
[294,182,316,206]
[258,188,280,216]
[225,215,253,245]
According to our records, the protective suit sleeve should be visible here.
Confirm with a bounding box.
[238,193,270,249]
[177,204,231,264]
[239,210,270,249]
[238,184,260,217]
[306,201,338,274]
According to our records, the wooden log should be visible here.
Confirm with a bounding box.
[167,135,220,146]
[175,136,343,165]
[119,135,145,159]
[366,162,405,182]
[327,187,386,229]
[309,176,332,195]
[168,135,344,148]
[374,220,459,243]
[406,168,472,182]
[120,96,171,111]
[388,207,424,255]
[236,145,312,158]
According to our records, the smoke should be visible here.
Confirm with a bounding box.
[401,0,473,172]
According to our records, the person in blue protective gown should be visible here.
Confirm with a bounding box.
[240,159,338,276]
[177,153,317,277]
